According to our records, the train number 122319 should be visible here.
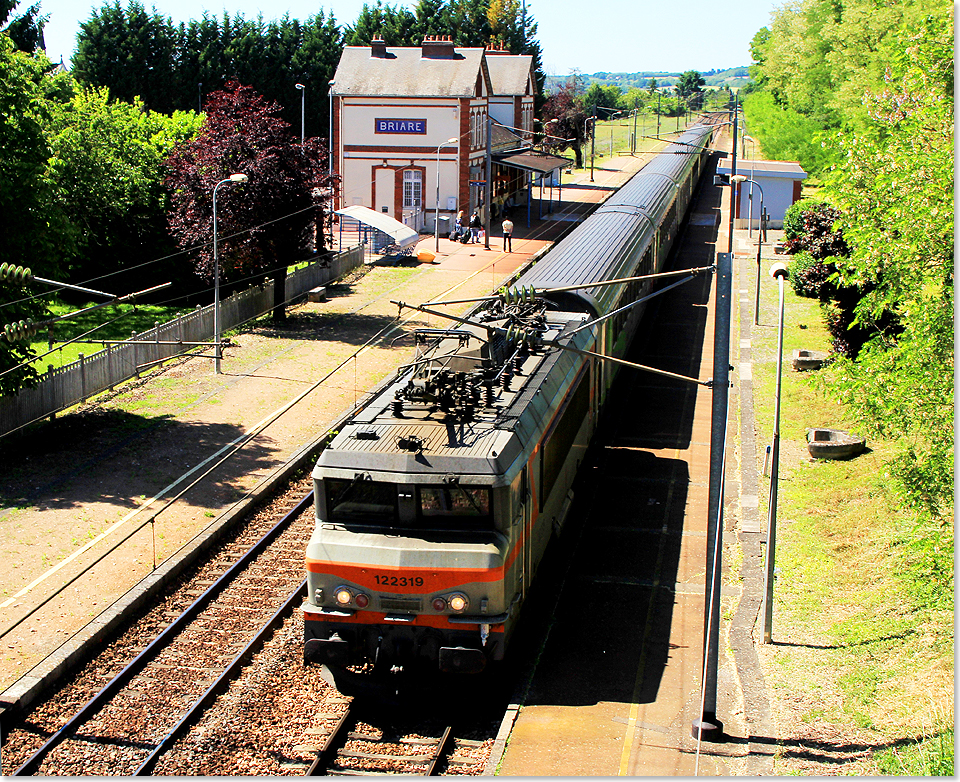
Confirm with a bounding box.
[374,574,424,587]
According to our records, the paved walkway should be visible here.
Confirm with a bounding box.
[0,151,653,693]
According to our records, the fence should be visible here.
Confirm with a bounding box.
[0,246,364,439]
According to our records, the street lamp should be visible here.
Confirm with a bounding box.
[763,261,789,643]
[213,173,249,374]
[731,174,765,325]
[295,83,305,145]
[435,137,459,252]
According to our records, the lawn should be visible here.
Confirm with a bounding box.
[746,257,953,774]
[26,301,195,372]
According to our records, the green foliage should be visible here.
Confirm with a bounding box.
[750,3,954,616]
[0,36,64,278]
[1,0,47,52]
[786,252,831,299]
[742,91,837,174]
[875,728,954,776]
[46,87,203,289]
[74,3,344,135]
[582,82,622,112]
[674,70,705,107]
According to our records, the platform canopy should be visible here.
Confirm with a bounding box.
[335,205,420,248]
[493,149,572,175]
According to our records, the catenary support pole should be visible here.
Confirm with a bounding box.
[692,249,731,742]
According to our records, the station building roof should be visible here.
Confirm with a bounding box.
[716,159,808,180]
[332,38,489,97]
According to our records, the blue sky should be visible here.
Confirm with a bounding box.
[26,0,779,74]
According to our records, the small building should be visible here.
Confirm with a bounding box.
[716,159,808,229]
[330,37,566,237]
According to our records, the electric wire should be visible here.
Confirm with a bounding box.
[0,203,319,312]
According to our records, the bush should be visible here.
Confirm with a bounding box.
[783,201,849,259]
[787,251,833,299]
[783,199,820,241]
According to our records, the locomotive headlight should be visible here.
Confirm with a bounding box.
[335,586,353,605]
[432,597,447,612]
[448,593,469,613]
[354,593,369,608]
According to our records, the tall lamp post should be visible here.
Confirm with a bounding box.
[763,261,789,643]
[731,175,765,325]
[295,83,305,145]
[213,173,249,374]
[435,137,458,252]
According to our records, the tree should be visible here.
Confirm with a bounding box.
[582,82,621,113]
[1,0,47,53]
[46,87,203,291]
[343,1,417,45]
[675,70,705,107]
[822,12,953,518]
[165,83,336,322]
[0,35,58,387]
[0,35,64,279]
[541,83,591,168]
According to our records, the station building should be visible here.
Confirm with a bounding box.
[330,37,566,236]
[716,159,808,230]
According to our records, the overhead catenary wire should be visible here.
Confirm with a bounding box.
[0,203,320,312]
[0,240,518,634]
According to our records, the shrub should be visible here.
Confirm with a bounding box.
[788,251,834,299]
[783,201,849,259]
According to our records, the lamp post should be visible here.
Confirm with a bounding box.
[731,175,765,325]
[213,173,248,374]
[328,80,335,177]
[435,136,458,252]
[295,83,305,145]
[763,261,789,643]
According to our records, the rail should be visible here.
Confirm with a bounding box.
[13,492,314,776]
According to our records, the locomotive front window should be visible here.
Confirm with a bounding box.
[418,486,492,529]
[326,478,398,525]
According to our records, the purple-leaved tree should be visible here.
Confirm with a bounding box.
[165,82,336,321]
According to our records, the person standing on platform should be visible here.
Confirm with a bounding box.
[501,216,514,252]
[469,211,482,243]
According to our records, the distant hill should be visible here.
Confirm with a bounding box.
[545,67,751,93]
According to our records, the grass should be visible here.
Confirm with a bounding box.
[27,301,194,372]
[562,112,693,176]
[744,259,954,774]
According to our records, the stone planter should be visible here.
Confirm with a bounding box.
[793,349,828,371]
[806,428,866,460]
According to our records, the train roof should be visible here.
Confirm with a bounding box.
[513,124,715,315]
[313,313,591,486]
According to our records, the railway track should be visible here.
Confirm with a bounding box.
[303,702,487,776]
[4,486,315,776]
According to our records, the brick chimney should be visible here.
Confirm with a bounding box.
[370,37,388,58]
[421,35,456,59]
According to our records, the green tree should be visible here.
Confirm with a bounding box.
[0,36,59,388]
[582,82,621,113]
[46,87,203,290]
[0,35,63,278]
[343,1,417,45]
[1,0,47,53]
[675,69,705,107]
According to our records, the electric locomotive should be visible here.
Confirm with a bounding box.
[303,124,715,677]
